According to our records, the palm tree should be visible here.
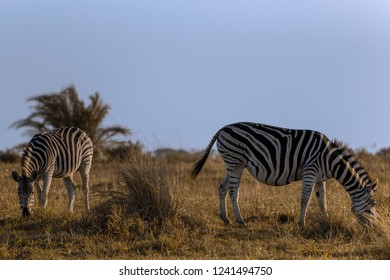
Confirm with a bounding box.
[11,86,131,152]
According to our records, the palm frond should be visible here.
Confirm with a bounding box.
[11,86,132,154]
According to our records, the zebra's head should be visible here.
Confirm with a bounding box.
[11,171,38,217]
[352,179,378,227]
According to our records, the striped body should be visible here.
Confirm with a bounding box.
[192,122,377,228]
[12,127,93,217]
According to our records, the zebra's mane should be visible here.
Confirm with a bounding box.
[331,139,373,184]
[21,141,35,159]
[332,139,355,158]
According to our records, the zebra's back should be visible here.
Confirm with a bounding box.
[216,122,331,185]
[22,127,93,178]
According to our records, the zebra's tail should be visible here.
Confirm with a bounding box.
[191,130,221,180]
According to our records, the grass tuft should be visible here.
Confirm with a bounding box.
[94,152,182,237]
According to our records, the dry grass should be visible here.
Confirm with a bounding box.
[1,150,390,260]
[93,152,181,237]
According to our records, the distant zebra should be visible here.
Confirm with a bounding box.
[191,122,377,228]
[12,127,93,217]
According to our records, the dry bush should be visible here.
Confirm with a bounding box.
[93,151,182,237]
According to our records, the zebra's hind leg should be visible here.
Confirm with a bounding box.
[219,174,231,225]
[314,181,328,218]
[226,168,245,227]
[229,186,245,227]
[63,176,76,212]
[79,162,91,212]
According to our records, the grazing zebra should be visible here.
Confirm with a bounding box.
[191,122,377,228]
[11,127,93,217]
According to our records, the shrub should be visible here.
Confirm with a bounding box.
[0,149,20,163]
[100,151,181,236]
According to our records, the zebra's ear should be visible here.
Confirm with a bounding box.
[11,171,21,183]
[28,171,38,182]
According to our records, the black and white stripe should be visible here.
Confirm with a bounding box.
[192,122,377,228]
[12,127,93,217]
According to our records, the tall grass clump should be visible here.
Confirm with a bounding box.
[99,151,182,236]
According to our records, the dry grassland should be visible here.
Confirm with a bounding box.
[0,151,389,260]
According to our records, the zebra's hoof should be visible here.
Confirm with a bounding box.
[221,217,231,225]
[238,222,246,228]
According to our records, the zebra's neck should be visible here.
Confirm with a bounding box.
[21,146,42,177]
[332,152,370,194]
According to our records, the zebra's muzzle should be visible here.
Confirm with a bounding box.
[22,207,31,217]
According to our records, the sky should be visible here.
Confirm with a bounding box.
[1,0,390,153]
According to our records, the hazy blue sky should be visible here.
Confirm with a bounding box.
[1,0,390,152]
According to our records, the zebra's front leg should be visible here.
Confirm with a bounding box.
[314,181,328,218]
[34,180,45,207]
[298,178,316,228]
[219,175,231,225]
[63,176,76,212]
[40,173,53,209]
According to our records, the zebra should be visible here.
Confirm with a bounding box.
[191,122,377,228]
[11,127,93,217]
